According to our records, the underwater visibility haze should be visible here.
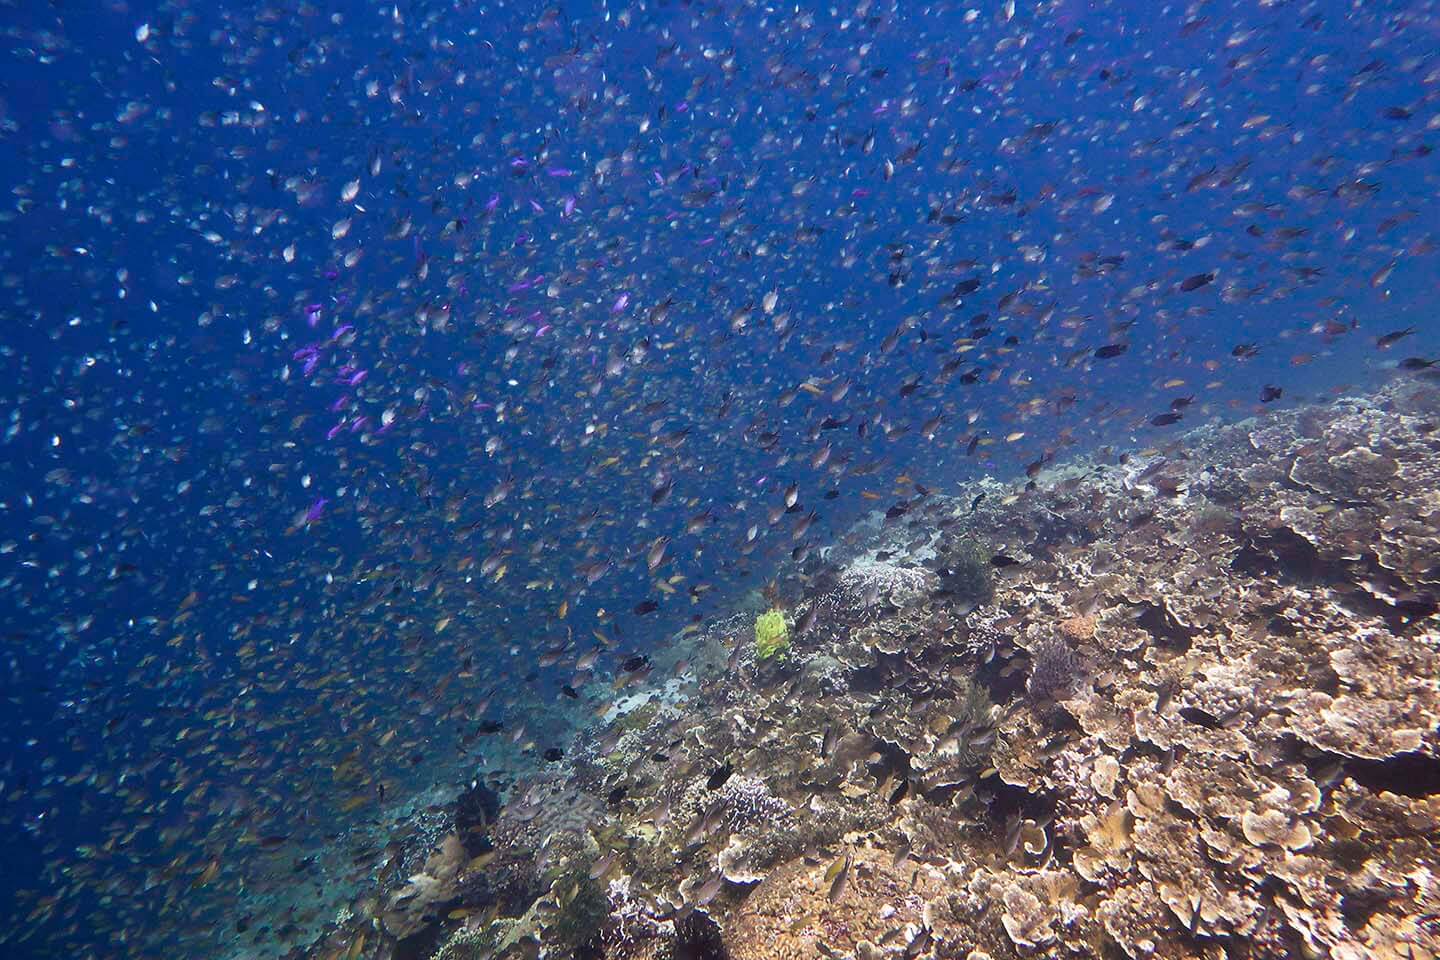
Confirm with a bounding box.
[2,0,1440,958]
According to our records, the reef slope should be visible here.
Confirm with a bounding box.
[308,378,1440,960]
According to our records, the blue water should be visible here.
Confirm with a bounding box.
[1,0,1436,956]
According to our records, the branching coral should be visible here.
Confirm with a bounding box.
[717,776,792,832]
[1027,635,1082,703]
[602,875,671,958]
[933,536,995,605]
[433,922,504,960]
[541,871,610,954]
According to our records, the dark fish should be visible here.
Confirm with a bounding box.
[633,599,659,615]
[991,553,1022,568]
[820,725,837,759]
[1232,343,1260,358]
[1260,384,1283,402]
[1178,706,1222,730]
[887,779,910,804]
[1179,272,1215,291]
[1170,396,1194,410]
[543,748,564,762]
[607,785,627,805]
[795,604,818,634]
[1150,412,1183,426]
[621,655,650,672]
[969,492,986,512]
[1376,326,1415,349]
[1093,343,1128,359]
[904,925,932,959]
[706,761,734,790]
[1399,357,1439,370]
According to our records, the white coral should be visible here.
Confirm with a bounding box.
[840,556,936,609]
[718,776,791,831]
[604,875,671,956]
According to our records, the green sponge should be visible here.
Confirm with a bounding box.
[754,609,790,660]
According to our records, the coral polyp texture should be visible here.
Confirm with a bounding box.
[304,379,1440,960]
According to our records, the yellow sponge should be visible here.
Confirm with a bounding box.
[754,609,790,660]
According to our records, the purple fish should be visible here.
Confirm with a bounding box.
[305,497,328,522]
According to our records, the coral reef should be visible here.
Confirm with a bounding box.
[311,379,1440,960]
